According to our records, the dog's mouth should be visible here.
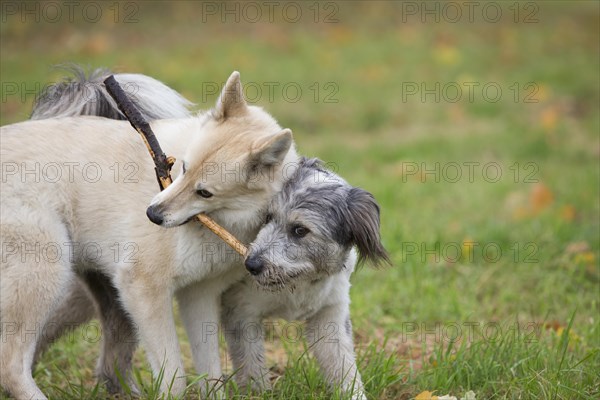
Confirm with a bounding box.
[253,268,305,292]
[180,216,195,226]
[255,281,287,292]
[177,213,202,227]
[254,275,285,290]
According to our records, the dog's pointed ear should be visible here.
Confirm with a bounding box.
[346,188,391,267]
[251,129,293,167]
[214,71,247,120]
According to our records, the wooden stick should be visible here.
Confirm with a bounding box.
[104,75,248,256]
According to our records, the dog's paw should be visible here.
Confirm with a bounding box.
[234,375,271,395]
[351,392,368,400]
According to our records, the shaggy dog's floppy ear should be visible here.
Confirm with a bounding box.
[214,71,247,119]
[346,188,391,267]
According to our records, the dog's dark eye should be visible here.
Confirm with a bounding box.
[196,189,213,198]
[265,213,273,224]
[291,225,309,238]
[182,162,187,174]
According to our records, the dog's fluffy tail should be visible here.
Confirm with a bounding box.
[31,65,194,121]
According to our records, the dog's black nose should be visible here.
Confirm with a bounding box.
[245,256,264,276]
[146,205,164,225]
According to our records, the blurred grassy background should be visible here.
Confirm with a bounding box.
[1,1,599,399]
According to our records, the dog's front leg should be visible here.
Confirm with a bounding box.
[306,305,366,400]
[117,278,187,397]
[220,295,269,392]
[176,281,224,395]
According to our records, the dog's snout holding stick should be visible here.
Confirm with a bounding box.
[103,75,248,256]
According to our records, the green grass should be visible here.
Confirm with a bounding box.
[1,1,599,399]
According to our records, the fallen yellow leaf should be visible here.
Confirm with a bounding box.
[530,183,554,213]
[416,391,438,400]
[559,204,576,222]
[536,84,552,102]
[574,251,595,265]
[432,45,461,65]
[540,107,559,131]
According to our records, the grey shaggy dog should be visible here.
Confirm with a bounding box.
[25,67,390,400]
[222,157,390,399]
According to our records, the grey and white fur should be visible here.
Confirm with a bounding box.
[222,157,390,399]
[30,65,193,121]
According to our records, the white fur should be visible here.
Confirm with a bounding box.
[114,73,194,119]
[222,250,366,400]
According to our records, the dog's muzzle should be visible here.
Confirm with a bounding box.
[244,255,265,276]
[146,204,164,225]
